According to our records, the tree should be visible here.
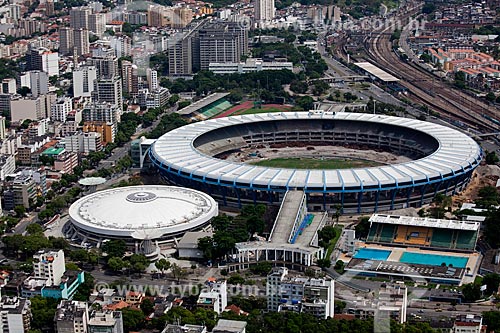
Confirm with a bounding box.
[102,239,127,258]
[290,80,308,94]
[155,258,171,274]
[355,217,370,239]
[30,296,59,332]
[17,86,31,97]
[317,258,331,268]
[486,92,496,103]
[129,254,148,272]
[476,186,499,207]
[14,205,26,218]
[140,298,155,316]
[121,308,145,332]
[422,3,436,14]
[295,96,314,110]
[249,261,272,276]
[107,257,126,273]
[486,151,499,165]
[170,263,188,282]
[462,283,481,302]
[26,223,43,234]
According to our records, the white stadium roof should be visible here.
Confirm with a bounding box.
[369,214,480,231]
[151,112,481,190]
[69,185,218,239]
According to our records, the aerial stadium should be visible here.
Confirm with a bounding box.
[66,185,218,256]
[149,111,482,213]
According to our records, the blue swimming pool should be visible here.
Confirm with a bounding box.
[353,248,391,261]
[399,252,468,268]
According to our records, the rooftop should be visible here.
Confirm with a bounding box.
[354,62,399,82]
[369,214,480,231]
[69,185,218,239]
[177,93,230,116]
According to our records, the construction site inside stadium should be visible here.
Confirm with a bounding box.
[150,112,482,213]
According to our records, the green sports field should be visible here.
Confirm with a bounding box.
[249,157,383,169]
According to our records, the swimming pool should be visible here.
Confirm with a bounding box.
[399,252,468,268]
[354,248,391,261]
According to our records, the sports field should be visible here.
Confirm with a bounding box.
[249,157,383,169]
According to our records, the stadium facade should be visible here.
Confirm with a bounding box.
[150,112,482,213]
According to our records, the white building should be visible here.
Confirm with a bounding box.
[89,13,106,36]
[20,71,49,98]
[197,280,227,314]
[209,58,293,74]
[10,97,42,122]
[147,68,158,91]
[0,296,32,333]
[54,300,89,333]
[33,249,65,286]
[65,132,102,153]
[254,0,275,26]
[453,314,484,333]
[0,116,6,140]
[88,310,124,333]
[267,267,334,319]
[51,97,72,122]
[0,155,16,181]
[73,66,97,98]
[137,87,170,109]
[1,78,16,94]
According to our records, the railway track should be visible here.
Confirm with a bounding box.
[354,5,499,133]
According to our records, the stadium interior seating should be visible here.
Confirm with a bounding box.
[366,222,477,251]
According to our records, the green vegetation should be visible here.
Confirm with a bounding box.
[198,205,270,262]
[483,208,500,248]
[162,70,296,104]
[485,151,499,165]
[146,113,188,139]
[355,216,370,239]
[250,157,382,169]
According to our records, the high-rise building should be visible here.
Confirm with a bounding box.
[73,66,97,98]
[51,97,72,122]
[83,121,115,143]
[0,116,6,140]
[59,27,74,56]
[33,249,65,285]
[148,5,169,27]
[70,7,92,30]
[110,35,132,58]
[96,77,123,112]
[198,21,248,70]
[0,296,32,333]
[65,132,102,153]
[89,13,106,36]
[146,68,158,91]
[1,78,16,94]
[196,280,227,314]
[87,51,118,79]
[8,4,21,20]
[20,70,49,98]
[54,300,89,333]
[82,102,120,136]
[73,28,90,56]
[254,0,275,26]
[172,7,193,28]
[27,47,59,76]
[267,267,334,319]
[122,61,138,96]
[88,310,124,333]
